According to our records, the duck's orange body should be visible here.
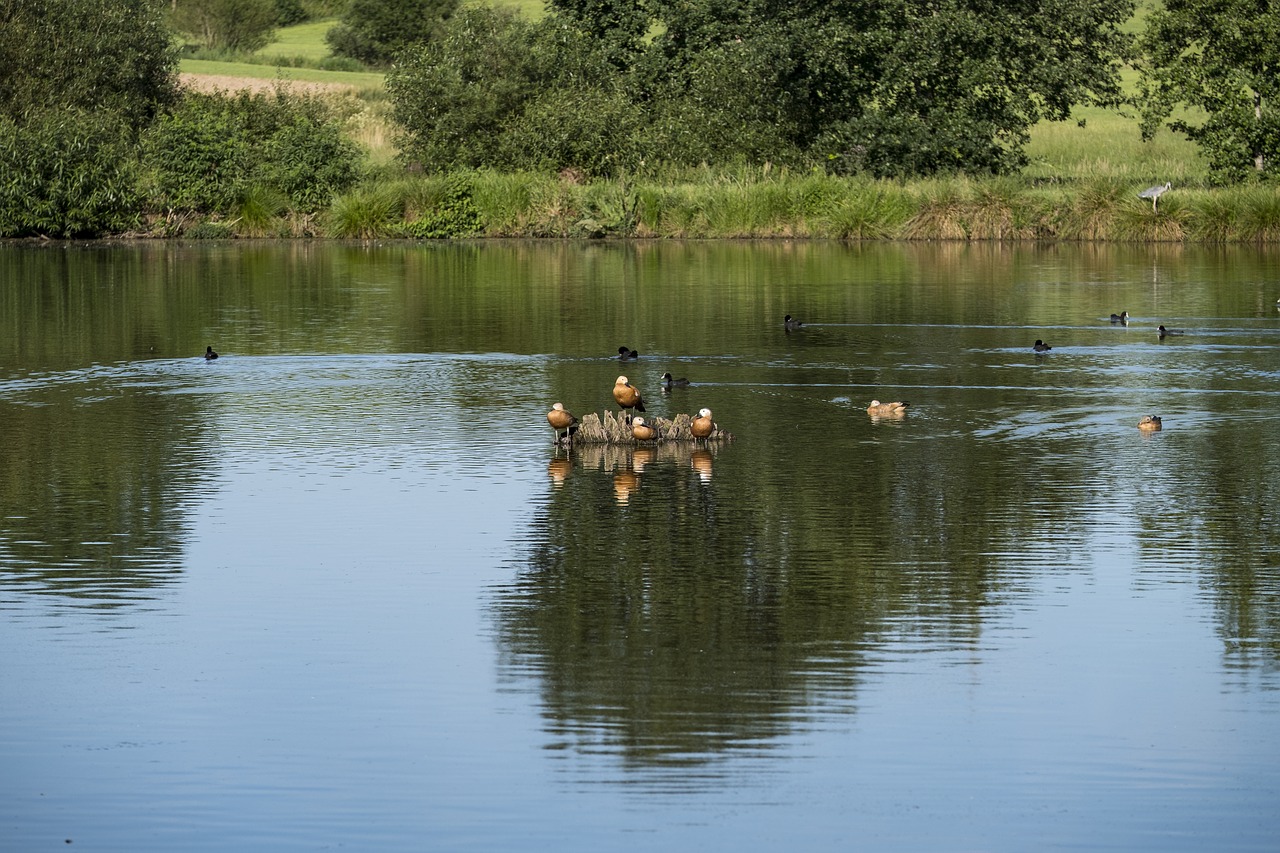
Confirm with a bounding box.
[631,417,658,442]
[613,375,645,414]
[547,402,577,441]
[867,400,909,417]
[691,407,714,440]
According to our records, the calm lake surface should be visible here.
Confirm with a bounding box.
[2,240,1279,851]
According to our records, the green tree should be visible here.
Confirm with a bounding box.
[172,0,278,53]
[327,0,461,66]
[0,0,178,126]
[1138,0,1280,183]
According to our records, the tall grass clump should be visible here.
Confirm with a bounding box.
[326,183,404,237]
[819,181,913,239]
[468,171,550,235]
[902,179,974,240]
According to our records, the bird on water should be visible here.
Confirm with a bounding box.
[1139,182,1172,212]
[1137,415,1163,431]
[1033,339,1053,352]
[618,346,639,360]
[661,371,690,390]
[204,346,218,360]
[1158,325,1184,338]
[784,314,804,330]
[1110,311,1129,324]
[867,400,909,417]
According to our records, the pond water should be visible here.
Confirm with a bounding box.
[2,240,1279,851]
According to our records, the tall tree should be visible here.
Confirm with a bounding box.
[171,0,279,53]
[327,0,461,66]
[1138,0,1280,182]
[0,0,178,126]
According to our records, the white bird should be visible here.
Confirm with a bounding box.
[1139,182,1172,212]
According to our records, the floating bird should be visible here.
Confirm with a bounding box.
[617,346,639,360]
[1157,325,1184,338]
[867,400,909,417]
[1137,415,1163,431]
[661,371,690,390]
[546,402,578,444]
[612,375,645,421]
[784,314,804,330]
[204,345,218,360]
[1110,311,1129,324]
[631,416,658,443]
[691,407,715,441]
[1033,339,1053,352]
[1139,182,1172,212]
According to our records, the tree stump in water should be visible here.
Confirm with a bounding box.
[567,411,733,444]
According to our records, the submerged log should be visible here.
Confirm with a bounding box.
[567,410,733,445]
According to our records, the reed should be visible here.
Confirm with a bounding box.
[326,183,404,238]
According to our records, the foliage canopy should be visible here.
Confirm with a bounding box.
[0,0,178,126]
[390,0,1136,177]
[327,0,462,66]
[1138,0,1280,183]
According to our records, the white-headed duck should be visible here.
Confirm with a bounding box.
[867,400,909,417]
[546,402,577,443]
[691,407,714,440]
[631,416,658,443]
[612,375,645,419]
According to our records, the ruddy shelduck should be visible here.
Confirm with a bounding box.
[546,402,577,443]
[613,375,645,419]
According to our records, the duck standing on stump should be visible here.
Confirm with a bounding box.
[546,402,577,444]
[631,416,658,443]
[612,375,645,422]
[691,408,714,442]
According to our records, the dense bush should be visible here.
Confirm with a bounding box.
[0,0,177,126]
[0,111,143,238]
[142,90,363,214]
[327,0,460,66]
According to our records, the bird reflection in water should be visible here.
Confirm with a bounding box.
[546,455,572,488]
[613,469,639,504]
[690,449,713,483]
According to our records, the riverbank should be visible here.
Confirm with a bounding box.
[148,170,1280,243]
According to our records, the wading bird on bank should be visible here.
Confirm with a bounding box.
[1139,182,1172,212]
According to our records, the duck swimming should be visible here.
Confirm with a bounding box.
[618,346,639,360]
[661,371,690,389]
[1137,415,1163,431]
[1110,311,1129,324]
[867,400,909,417]
[204,345,219,360]
[1157,325,1183,338]
[1033,340,1052,352]
[784,314,804,330]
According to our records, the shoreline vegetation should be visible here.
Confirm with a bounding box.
[8,6,1276,245]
